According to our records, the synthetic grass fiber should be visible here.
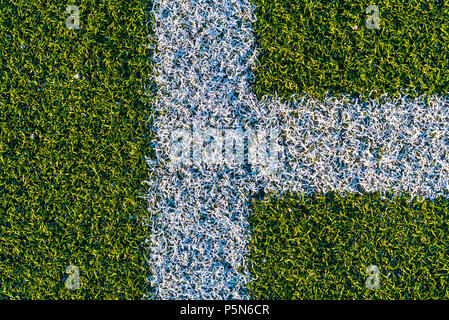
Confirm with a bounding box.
[248,193,449,299]
[0,0,154,299]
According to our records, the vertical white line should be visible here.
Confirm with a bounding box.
[144,0,260,299]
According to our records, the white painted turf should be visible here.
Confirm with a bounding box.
[143,0,449,299]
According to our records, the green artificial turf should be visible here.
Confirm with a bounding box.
[248,193,449,299]
[3,0,449,301]
[250,0,449,101]
[0,0,155,299]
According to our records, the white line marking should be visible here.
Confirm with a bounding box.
[144,0,449,299]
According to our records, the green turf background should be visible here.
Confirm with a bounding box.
[248,193,449,299]
[0,0,155,299]
[3,0,449,300]
[250,0,449,101]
